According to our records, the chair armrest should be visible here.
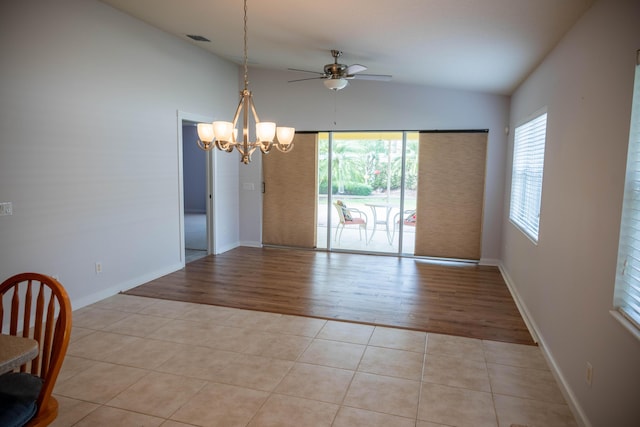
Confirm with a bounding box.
[346,208,368,223]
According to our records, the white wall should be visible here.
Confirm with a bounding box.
[502,1,640,426]
[0,0,239,307]
[238,68,510,261]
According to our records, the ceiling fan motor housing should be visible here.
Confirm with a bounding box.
[324,63,347,77]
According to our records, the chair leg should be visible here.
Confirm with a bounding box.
[336,224,345,244]
[362,224,368,245]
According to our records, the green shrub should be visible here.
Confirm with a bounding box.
[320,181,372,196]
[344,182,372,196]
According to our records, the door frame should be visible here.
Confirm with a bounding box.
[177,110,216,264]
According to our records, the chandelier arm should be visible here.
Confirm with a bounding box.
[242,89,251,159]
[249,93,273,153]
[216,140,234,152]
[230,92,246,140]
[275,142,295,153]
[197,139,213,151]
[259,143,271,154]
[249,93,260,123]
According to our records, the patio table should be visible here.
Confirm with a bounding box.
[365,203,394,244]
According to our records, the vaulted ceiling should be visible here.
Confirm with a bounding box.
[99,0,594,95]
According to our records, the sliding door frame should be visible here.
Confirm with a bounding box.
[322,130,412,256]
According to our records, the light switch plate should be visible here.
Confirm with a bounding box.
[0,202,12,216]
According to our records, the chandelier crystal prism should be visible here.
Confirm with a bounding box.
[196,0,295,164]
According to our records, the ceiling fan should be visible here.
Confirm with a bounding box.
[288,50,392,91]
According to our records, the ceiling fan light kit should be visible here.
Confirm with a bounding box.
[196,0,295,164]
[324,78,348,91]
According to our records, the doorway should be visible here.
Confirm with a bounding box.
[180,116,214,263]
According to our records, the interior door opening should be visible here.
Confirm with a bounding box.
[181,120,211,263]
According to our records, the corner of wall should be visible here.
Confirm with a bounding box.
[498,263,592,427]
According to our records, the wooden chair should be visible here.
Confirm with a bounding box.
[0,273,72,427]
[333,201,368,245]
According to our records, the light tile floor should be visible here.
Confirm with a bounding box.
[52,294,579,427]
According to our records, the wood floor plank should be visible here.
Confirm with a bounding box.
[125,246,534,345]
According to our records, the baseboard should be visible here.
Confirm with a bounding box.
[216,241,242,254]
[72,262,183,310]
[479,257,500,266]
[238,240,262,248]
[497,264,539,344]
[498,262,592,427]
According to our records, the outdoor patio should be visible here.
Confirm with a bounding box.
[316,195,416,254]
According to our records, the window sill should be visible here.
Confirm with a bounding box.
[610,310,640,342]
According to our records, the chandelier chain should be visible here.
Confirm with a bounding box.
[243,0,248,89]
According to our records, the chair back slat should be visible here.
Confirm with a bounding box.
[10,285,20,335]
[22,281,33,338]
[31,283,46,376]
[18,282,33,373]
[40,296,57,378]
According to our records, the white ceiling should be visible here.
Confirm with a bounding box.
[99,0,594,95]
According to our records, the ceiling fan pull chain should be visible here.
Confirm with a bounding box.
[333,91,338,126]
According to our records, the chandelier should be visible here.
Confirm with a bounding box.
[196,0,295,164]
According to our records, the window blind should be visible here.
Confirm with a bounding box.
[614,55,640,332]
[262,133,318,248]
[415,132,487,260]
[509,112,547,242]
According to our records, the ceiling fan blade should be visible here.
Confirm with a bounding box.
[348,73,393,81]
[288,68,325,75]
[288,76,325,83]
[345,64,367,75]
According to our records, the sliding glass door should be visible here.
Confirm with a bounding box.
[317,131,418,255]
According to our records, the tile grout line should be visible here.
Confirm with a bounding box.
[413,332,430,425]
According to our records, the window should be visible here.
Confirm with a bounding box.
[509,112,547,242]
[613,52,640,337]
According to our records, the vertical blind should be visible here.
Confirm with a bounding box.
[614,54,640,332]
[262,133,318,248]
[509,112,547,242]
[414,132,487,260]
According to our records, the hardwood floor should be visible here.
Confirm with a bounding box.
[125,246,534,345]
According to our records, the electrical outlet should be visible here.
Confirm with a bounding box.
[0,202,12,216]
[585,362,593,387]
[95,262,102,274]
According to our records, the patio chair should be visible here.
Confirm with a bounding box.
[333,200,368,245]
[392,209,416,242]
